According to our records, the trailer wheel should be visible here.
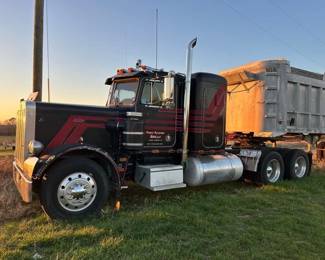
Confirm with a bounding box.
[257,151,284,184]
[285,150,310,179]
[40,157,110,219]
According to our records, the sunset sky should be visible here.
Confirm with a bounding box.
[1,0,325,120]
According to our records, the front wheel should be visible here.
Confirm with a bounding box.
[40,157,110,219]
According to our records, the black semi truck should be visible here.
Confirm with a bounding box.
[13,39,311,219]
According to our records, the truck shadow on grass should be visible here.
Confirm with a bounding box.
[1,155,320,223]
[2,167,325,259]
[0,154,259,223]
[1,150,323,224]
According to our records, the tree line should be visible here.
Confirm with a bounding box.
[0,118,16,136]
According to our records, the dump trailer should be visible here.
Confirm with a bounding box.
[220,59,325,161]
[13,40,313,219]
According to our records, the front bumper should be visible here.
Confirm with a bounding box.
[13,157,39,203]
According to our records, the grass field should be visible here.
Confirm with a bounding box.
[0,150,13,156]
[0,156,324,259]
[0,136,15,142]
[0,136,14,156]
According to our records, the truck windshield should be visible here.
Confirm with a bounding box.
[109,80,138,107]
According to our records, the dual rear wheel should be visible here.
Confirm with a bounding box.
[257,149,310,184]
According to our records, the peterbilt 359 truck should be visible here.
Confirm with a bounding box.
[13,39,318,219]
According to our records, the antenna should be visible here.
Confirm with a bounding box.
[123,29,128,68]
[155,8,158,70]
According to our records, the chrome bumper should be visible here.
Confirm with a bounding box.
[13,161,33,203]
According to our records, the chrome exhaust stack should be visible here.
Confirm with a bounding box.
[181,38,244,186]
[182,37,197,165]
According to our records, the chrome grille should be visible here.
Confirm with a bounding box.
[14,101,36,168]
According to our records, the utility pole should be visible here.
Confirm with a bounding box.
[32,0,44,101]
[155,8,158,70]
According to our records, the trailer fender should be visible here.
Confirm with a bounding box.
[33,144,121,193]
[238,149,262,172]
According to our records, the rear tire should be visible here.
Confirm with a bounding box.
[257,151,284,184]
[285,150,310,180]
[40,157,110,219]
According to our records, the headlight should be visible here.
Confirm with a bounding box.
[28,140,44,156]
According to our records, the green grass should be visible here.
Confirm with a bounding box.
[1,171,325,259]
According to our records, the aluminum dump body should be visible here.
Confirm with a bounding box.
[219,59,325,137]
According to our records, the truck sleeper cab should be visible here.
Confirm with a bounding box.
[13,40,312,219]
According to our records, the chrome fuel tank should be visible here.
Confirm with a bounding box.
[184,153,243,186]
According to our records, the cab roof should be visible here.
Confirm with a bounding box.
[105,69,184,85]
[105,70,168,85]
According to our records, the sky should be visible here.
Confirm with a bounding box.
[0,0,325,120]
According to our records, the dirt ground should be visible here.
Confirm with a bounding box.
[0,156,40,222]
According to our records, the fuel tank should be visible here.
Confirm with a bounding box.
[184,153,243,186]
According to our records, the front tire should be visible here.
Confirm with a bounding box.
[40,157,110,219]
[257,151,284,184]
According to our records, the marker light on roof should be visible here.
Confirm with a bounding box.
[117,68,126,75]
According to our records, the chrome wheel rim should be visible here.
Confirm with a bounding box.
[294,156,307,178]
[57,172,97,212]
[266,159,281,183]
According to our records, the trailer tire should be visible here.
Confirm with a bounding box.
[40,157,110,219]
[257,151,284,184]
[285,150,310,180]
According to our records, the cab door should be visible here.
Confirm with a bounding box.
[137,78,177,149]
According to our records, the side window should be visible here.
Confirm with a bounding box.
[109,80,138,107]
[141,79,175,108]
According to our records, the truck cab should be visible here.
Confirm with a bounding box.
[105,67,184,158]
[105,64,227,159]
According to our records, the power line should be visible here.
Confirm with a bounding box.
[267,0,325,49]
[221,0,324,68]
